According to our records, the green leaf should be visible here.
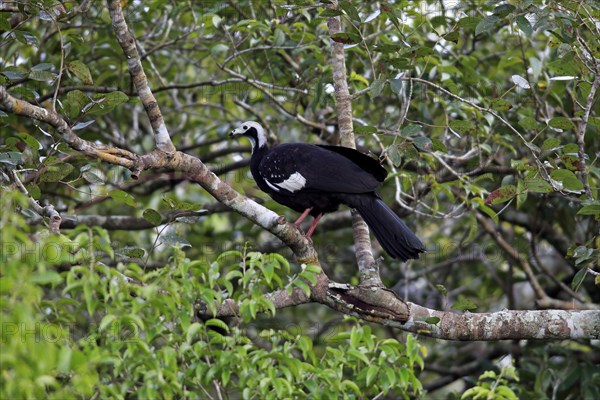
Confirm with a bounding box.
[475,15,500,36]
[563,143,579,154]
[16,132,41,153]
[88,91,129,115]
[542,138,560,151]
[99,314,117,332]
[389,78,403,94]
[473,198,499,223]
[339,0,360,23]
[459,16,481,30]
[210,43,229,57]
[27,184,41,200]
[413,137,432,152]
[64,90,89,118]
[142,208,162,226]
[41,163,74,182]
[400,124,421,137]
[570,268,587,292]
[354,125,377,134]
[424,317,440,325]
[550,169,584,191]
[14,30,39,46]
[518,117,538,131]
[435,284,447,296]
[186,322,204,343]
[523,175,553,193]
[82,170,104,184]
[577,204,600,216]
[370,78,385,98]
[304,264,321,274]
[28,69,56,82]
[319,9,343,18]
[548,117,575,130]
[331,32,361,44]
[31,271,63,285]
[486,185,518,205]
[489,98,512,111]
[292,279,311,297]
[431,138,448,153]
[387,143,403,167]
[67,60,94,85]
[341,380,361,395]
[0,152,23,166]
[366,365,379,386]
[547,59,579,76]
[109,189,137,207]
[31,63,54,72]
[205,318,229,333]
[449,120,475,135]
[0,14,10,31]
[516,15,533,36]
[451,297,478,311]
[560,154,581,171]
[159,231,192,248]
[493,4,515,17]
[2,67,28,80]
[121,247,145,258]
[347,349,370,364]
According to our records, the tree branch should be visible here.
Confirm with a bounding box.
[476,212,598,310]
[327,10,381,287]
[196,274,600,340]
[8,169,62,234]
[574,60,599,199]
[107,0,175,154]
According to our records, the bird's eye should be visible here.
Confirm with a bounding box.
[243,125,248,130]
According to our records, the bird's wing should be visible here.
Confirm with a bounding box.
[258,144,383,194]
[317,145,387,182]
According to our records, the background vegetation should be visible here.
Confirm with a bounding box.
[1,0,599,398]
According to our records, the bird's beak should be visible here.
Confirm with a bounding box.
[229,128,240,138]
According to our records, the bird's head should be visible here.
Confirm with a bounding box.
[229,121,267,150]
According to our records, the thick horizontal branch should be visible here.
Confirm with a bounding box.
[29,210,208,230]
[405,304,600,340]
[196,276,600,340]
[196,287,312,317]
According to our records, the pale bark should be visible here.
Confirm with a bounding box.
[327,12,382,287]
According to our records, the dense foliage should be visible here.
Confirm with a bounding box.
[1,0,599,398]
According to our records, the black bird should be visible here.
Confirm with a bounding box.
[230,121,425,261]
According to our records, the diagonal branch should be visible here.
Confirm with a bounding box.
[107,0,175,154]
[476,212,597,310]
[8,169,62,234]
[0,86,139,169]
[0,84,317,262]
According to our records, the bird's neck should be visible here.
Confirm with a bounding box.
[250,142,269,177]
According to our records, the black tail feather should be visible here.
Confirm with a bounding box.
[350,196,425,261]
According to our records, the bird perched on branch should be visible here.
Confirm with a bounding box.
[230,121,425,261]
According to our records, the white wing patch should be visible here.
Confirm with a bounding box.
[276,172,307,192]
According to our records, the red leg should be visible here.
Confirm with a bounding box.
[293,207,312,227]
[305,213,323,239]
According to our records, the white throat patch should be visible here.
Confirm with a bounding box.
[254,126,267,149]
